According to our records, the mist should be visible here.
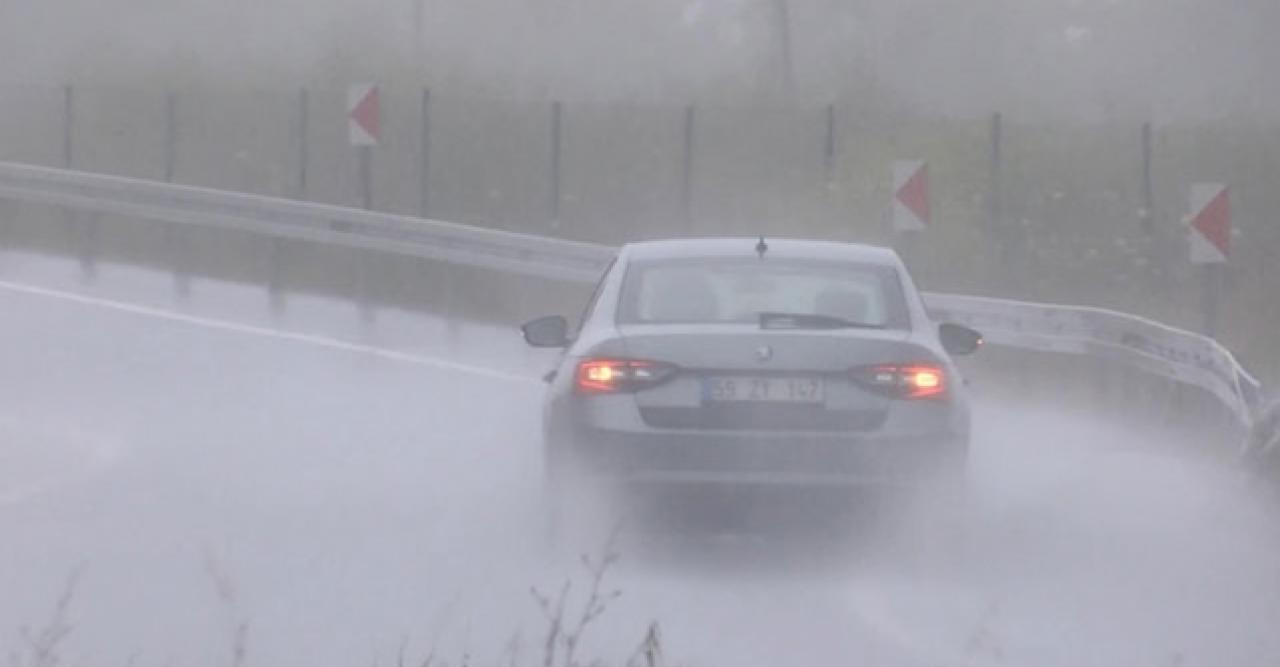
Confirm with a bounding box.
[3,0,1277,120]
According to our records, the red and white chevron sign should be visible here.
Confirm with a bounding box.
[893,160,930,232]
[1188,183,1230,264]
[347,83,380,147]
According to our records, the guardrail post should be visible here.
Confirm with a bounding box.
[1201,264,1223,337]
[1096,362,1116,419]
[1168,381,1187,431]
[1016,355,1034,401]
[359,145,373,211]
[1132,374,1151,423]
[77,213,99,284]
[1146,376,1165,424]
[356,252,376,325]
[442,264,460,351]
[267,239,286,316]
[1119,366,1139,422]
[894,230,920,271]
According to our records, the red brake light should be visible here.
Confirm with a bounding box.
[575,358,675,394]
[852,363,947,399]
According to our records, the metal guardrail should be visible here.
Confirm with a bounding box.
[926,294,1261,425]
[0,160,1262,425]
[0,161,613,284]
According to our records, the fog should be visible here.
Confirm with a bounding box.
[2,1,1277,120]
[0,2,1277,665]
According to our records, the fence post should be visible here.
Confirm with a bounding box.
[549,100,562,229]
[162,91,191,300]
[988,111,1003,236]
[62,85,74,168]
[347,85,378,324]
[269,89,309,316]
[1140,121,1154,235]
[164,92,177,182]
[823,103,836,187]
[61,85,98,284]
[420,88,431,218]
[297,88,309,199]
[681,104,696,233]
[987,111,1007,288]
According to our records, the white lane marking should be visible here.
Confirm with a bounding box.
[0,279,539,385]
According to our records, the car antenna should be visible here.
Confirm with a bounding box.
[755,236,768,260]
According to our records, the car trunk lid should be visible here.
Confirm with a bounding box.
[612,324,936,432]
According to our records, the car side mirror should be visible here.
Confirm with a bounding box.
[939,322,983,356]
[522,315,570,348]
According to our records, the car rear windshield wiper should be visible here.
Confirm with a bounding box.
[758,312,885,330]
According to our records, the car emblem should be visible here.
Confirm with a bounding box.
[755,345,773,362]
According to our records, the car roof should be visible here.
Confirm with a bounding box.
[619,238,902,265]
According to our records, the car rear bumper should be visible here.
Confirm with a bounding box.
[552,426,967,489]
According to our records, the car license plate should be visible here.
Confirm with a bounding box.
[703,376,824,404]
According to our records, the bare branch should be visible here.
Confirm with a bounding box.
[202,550,250,667]
[14,568,82,667]
[534,579,571,667]
[559,529,623,667]
[625,622,664,667]
[498,632,521,667]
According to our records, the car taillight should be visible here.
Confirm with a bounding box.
[852,363,947,399]
[575,358,676,394]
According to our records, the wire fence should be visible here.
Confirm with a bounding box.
[1,83,1278,380]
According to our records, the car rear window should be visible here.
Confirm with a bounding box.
[616,258,910,329]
